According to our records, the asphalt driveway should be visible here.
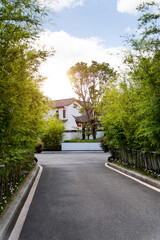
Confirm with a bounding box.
[19,151,160,240]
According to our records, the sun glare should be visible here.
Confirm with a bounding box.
[40,60,75,100]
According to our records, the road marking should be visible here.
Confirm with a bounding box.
[8,165,43,240]
[105,163,160,193]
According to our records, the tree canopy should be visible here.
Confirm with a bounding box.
[67,61,117,139]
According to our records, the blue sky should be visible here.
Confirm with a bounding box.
[50,0,137,48]
[37,0,159,100]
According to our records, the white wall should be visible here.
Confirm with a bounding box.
[65,103,81,130]
[63,131,82,140]
[62,142,102,151]
[49,103,81,131]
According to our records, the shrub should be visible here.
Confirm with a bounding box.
[100,138,109,152]
[35,142,44,153]
[41,115,65,150]
[63,139,100,143]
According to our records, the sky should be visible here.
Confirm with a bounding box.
[37,0,159,100]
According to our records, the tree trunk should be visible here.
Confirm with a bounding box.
[91,121,96,139]
[92,126,96,139]
[82,124,85,140]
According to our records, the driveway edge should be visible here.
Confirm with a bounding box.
[0,164,40,240]
[106,162,160,190]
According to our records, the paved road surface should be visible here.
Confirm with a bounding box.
[19,151,160,240]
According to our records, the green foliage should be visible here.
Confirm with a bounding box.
[41,115,65,149]
[0,160,36,215]
[35,141,44,153]
[100,138,109,152]
[100,1,160,152]
[0,0,54,212]
[67,61,116,109]
[100,84,138,149]
[63,139,100,143]
[67,61,117,139]
[134,1,160,51]
[0,1,53,162]
[100,78,160,151]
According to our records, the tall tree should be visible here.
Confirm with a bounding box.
[67,61,116,139]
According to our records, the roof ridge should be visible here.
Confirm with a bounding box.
[53,98,75,108]
[54,98,74,101]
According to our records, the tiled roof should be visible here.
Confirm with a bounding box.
[73,114,89,123]
[53,98,75,108]
[73,111,94,124]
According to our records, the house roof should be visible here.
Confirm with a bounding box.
[73,114,90,124]
[73,109,101,124]
[73,110,94,124]
[53,98,75,108]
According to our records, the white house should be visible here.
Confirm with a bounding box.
[49,98,103,140]
[49,98,82,140]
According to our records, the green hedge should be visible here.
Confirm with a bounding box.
[63,139,100,143]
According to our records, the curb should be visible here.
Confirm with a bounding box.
[107,162,160,190]
[0,165,40,240]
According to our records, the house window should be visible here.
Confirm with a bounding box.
[63,109,66,118]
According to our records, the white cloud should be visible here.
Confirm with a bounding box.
[117,0,160,15]
[125,26,131,33]
[37,30,126,100]
[39,0,84,12]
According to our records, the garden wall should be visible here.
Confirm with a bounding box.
[61,142,102,151]
[111,147,160,174]
[63,131,104,140]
